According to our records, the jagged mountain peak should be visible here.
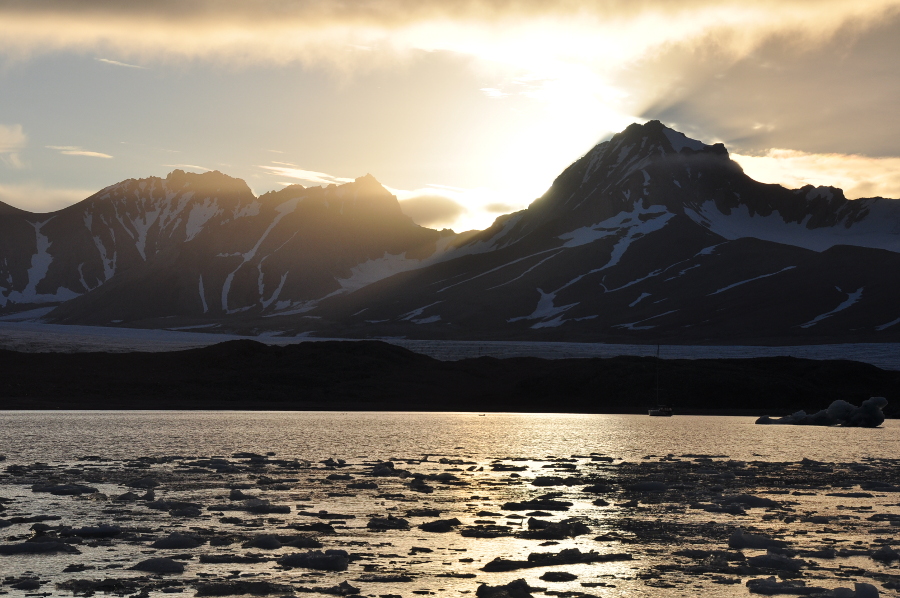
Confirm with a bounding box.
[794,184,847,203]
[258,173,405,222]
[607,120,728,158]
[164,169,253,196]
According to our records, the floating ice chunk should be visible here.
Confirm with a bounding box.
[151,532,202,549]
[745,576,824,595]
[756,397,887,427]
[277,549,349,571]
[747,550,805,572]
[728,528,786,550]
[131,557,184,574]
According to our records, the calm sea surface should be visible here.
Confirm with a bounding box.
[1,412,898,598]
[2,411,898,464]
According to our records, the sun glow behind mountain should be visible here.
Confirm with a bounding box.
[1,1,899,231]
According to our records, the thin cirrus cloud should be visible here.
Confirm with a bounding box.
[259,164,354,186]
[46,145,113,159]
[95,57,147,69]
[163,163,211,171]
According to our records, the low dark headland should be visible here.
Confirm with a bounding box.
[1,340,898,415]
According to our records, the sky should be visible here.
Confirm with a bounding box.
[1,0,900,232]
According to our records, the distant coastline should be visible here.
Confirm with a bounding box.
[2,339,897,417]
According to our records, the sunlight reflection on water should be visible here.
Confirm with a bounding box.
[1,412,898,598]
[1,411,897,464]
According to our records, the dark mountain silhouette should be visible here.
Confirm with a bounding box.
[1,121,898,343]
[2,340,897,414]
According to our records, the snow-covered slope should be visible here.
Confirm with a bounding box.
[295,121,900,342]
[0,170,446,322]
[2,121,898,343]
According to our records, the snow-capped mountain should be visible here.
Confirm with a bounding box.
[2,121,898,342]
[289,121,900,342]
[1,170,446,323]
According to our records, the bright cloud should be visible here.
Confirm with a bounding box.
[163,163,211,172]
[256,161,525,231]
[733,150,900,200]
[398,194,467,228]
[259,164,355,186]
[0,123,27,169]
[3,1,899,231]
[390,183,530,232]
[95,57,147,69]
[47,145,113,159]
[2,3,897,103]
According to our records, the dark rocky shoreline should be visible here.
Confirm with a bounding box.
[1,339,898,416]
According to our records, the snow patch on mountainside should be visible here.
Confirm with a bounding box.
[198,275,209,314]
[877,316,900,331]
[708,266,796,296]
[508,288,579,329]
[487,250,565,290]
[130,207,161,260]
[233,201,261,219]
[92,235,116,281]
[629,292,652,307]
[559,203,672,249]
[185,198,221,242]
[338,252,422,293]
[400,301,442,322]
[455,213,525,256]
[662,127,707,152]
[799,287,863,329]
[438,248,560,293]
[2,218,80,305]
[221,197,299,313]
[261,271,289,311]
[614,310,679,331]
[22,218,53,297]
[685,199,900,253]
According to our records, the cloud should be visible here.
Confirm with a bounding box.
[480,87,509,98]
[3,1,899,164]
[258,164,354,186]
[733,149,900,200]
[163,163,211,171]
[484,202,516,213]
[0,123,27,169]
[95,57,147,69]
[635,12,900,157]
[399,194,468,227]
[0,181,94,213]
[46,145,113,158]
[2,2,896,72]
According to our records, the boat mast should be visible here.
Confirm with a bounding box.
[655,344,660,405]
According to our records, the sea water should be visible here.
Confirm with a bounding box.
[1,412,898,597]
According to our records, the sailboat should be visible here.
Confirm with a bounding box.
[648,344,673,416]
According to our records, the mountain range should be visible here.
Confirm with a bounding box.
[2,121,899,343]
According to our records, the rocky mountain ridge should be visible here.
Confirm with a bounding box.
[2,121,898,343]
